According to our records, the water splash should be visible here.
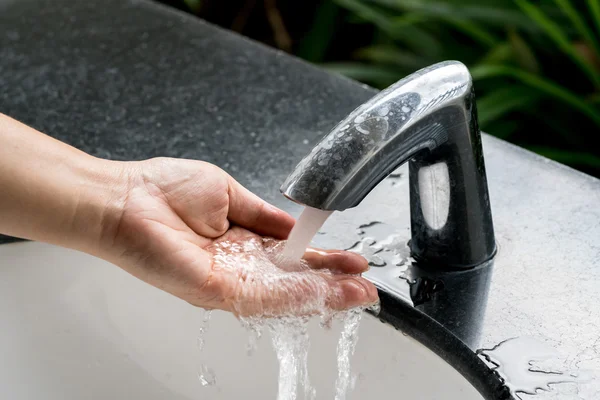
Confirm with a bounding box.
[209,238,337,317]
[197,309,216,386]
[197,366,217,387]
[202,207,379,400]
[197,309,211,351]
[347,222,410,269]
[478,337,593,399]
[268,317,315,400]
[334,308,363,400]
[243,320,263,356]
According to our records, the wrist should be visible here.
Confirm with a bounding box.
[67,156,133,257]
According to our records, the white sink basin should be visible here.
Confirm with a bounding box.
[0,241,486,399]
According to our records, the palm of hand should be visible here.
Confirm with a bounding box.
[105,158,377,317]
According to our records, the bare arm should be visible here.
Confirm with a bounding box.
[0,113,378,316]
[0,113,125,255]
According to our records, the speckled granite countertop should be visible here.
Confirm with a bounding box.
[1,0,598,398]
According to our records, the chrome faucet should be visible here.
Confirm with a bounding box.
[281,61,496,270]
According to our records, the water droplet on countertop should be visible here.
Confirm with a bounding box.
[478,337,594,398]
[346,238,386,267]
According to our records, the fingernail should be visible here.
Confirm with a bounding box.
[343,279,367,297]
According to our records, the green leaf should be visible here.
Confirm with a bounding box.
[588,0,600,39]
[587,91,600,103]
[508,29,539,73]
[485,119,520,140]
[321,62,400,87]
[527,146,600,168]
[296,2,340,63]
[476,86,540,125]
[369,0,540,31]
[470,64,600,127]
[183,0,202,13]
[333,0,402,38]
[515,0,600,87]
[387,18,443,58]
[354,45,425,69]
[555,0,600,59]
[334,0,447,58]
[479,42,513,65]
[445,18,499,47]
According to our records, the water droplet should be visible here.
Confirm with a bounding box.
[357,221,383,234]
[197,366,217,386]
[303,139,309,145]
[249,333,262,356]
[401,106,410,113]
[377,106,389,116]
[346,238,386,266]
[356,126,370,135]
[197,309,212,352]
[478,337,593,398]
[335,309,363,400]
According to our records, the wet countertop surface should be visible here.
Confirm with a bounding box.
[1,0,599,398]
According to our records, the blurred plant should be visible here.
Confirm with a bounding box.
[300,0,600,176]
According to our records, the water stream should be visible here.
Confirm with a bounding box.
[197,206,373,399]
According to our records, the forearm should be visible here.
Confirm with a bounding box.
[0,113,127,254]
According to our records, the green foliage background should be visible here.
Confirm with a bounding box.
[167,0,600,177]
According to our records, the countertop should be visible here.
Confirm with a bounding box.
[0,0,599,398]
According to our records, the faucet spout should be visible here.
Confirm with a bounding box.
[280,61,496,269]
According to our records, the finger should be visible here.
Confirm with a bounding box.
[227,177,295,239]
[327,276,379,310]
[302,248,369,274]
[228,272,378,318]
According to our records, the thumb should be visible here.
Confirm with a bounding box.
[226,176,295,239]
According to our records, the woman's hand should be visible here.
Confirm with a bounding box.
[0,113,378,317]
[98,158,378,316]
